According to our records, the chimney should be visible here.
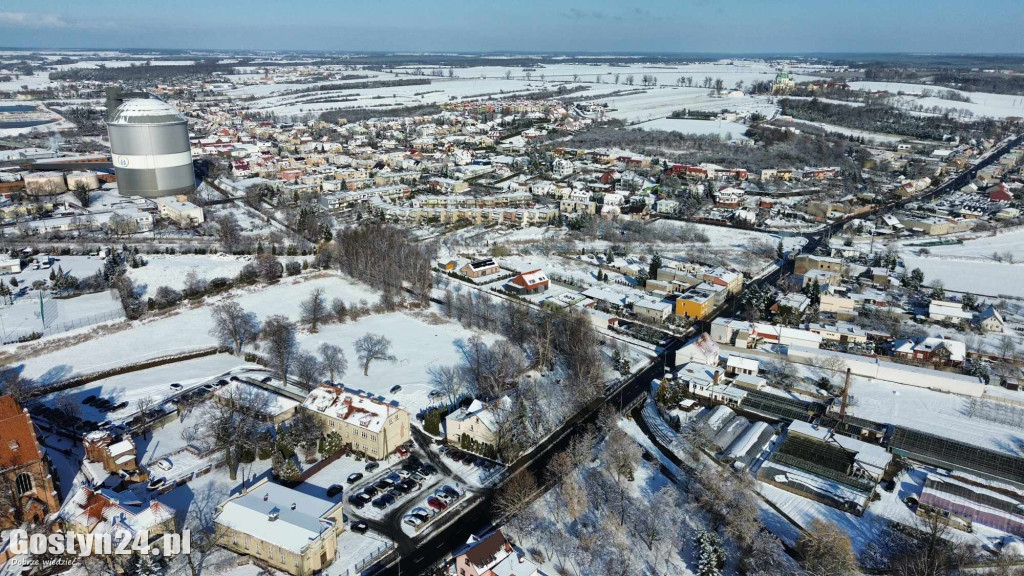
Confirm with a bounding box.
[839,368,852,421]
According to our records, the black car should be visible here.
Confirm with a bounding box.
[362,485,379,497]
[399,479,419,491]
[371,498,386,510]
[113,401,129,411]
[364,461,380,472]
[441,485,461,500]
[421,464,438,475]
[380,493,396,506]
[347,494,366,509]
[411,512,430,523]
[393,481,412,494]
[374,480,393,491]
[346,472,363,484]
[326,484,344,498]
[351,521,369,534]
[389,385,402,394]
[82,395,97,405]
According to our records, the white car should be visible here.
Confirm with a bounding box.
[155,458,173,471]
[402,514,424,528]
[395,469,412,479]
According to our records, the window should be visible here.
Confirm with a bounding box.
[8,440,19,451]
[14,473,33,496]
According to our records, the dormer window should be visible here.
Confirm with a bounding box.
[8,440,19,451]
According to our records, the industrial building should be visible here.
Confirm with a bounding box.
[106,97,196,198]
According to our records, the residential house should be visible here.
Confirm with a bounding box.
[460,258,500,279]
[155,196,205,228]
[449,530,544,576]
[676,333,720,367]
[505,269,549,295]
[977,306,1005,333]
[60,487,176,542]
[929,300,973,324]
[633,298,673,322]
[445,397,510,451]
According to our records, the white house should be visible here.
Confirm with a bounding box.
[929,300,973,323]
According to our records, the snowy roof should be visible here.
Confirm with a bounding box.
[787,420,892,474]
[302,385,404,433]
[61,487,174,536]
[446,397,511,433]
[107,439,134,457]
[216,480,337,553]
[726,356,760,372]
[514,269,548,288]
[108,98,186,125]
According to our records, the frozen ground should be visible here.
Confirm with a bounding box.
[902,227,1024,261]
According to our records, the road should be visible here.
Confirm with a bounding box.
[374,337,681,575]
[372,134,1024,574]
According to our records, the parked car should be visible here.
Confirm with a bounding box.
[326,484,344,498]
[396,446,409,458]
[261,376,272,384]
[411,506,435,519]
[473,458,486,468]
[362,485,379,497]
[147,478,165,490]
[346,472,364,484]
[411,471,427,483]
[364,461,380,472]
[202,383,216,392]
[375,480,393,491]
[393,482,412,494]
[441,485,462,500]
[113,401,129,411]
[380,493,396,506]
[154,458,172,471]
[83,395,97,405]
[395,469,412,480]
[350,521,369,534]
[420,464,438,476]
[434,491,454,505]
[371,498,387,510]
[390,385,402,394]
[348,494,366,509]
[403,514,424,527]
[426,497,447,511]
[216,379,228,387]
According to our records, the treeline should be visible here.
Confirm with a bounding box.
[563,125,858,174]
[930,71,1024,96]
[49,62,238,83]
[319,103,442,124]
[321,223,435,307]
[278,78,429,97]
[779,97,1003,142]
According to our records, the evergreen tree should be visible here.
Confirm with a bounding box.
[648,253,662,279]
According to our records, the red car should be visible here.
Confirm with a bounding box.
[396,446,409,458]
[427,496,447,511]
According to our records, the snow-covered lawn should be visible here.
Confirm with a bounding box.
[298,310,498,416]
[8,273,379,384]
[849,81,1024,120]
[633,117,750,139]
[128,254,254,294]
[903,228,1024,261]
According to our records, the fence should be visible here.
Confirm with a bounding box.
[351,541,397,574]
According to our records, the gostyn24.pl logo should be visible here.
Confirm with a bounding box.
[9,529,191,557]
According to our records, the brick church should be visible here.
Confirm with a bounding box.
[0,395,60,528]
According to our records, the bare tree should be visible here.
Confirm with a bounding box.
[428,364,466,408]
[355,333,396,376]
[299,287,328,332]
[261,315,297,384]
[891,509,971,576]
[181,481,231,576]
[209,301,261,354]
[318,343,347,383]
[494,469,538,527]
[330,298,347,323]
[0,373,29,405]
[294,352,324,389]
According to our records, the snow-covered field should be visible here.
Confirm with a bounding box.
[633,117,750,140]
[903,228,1024,261]
[901,254,1024,298]
[128,254,253,294]
[850,81,1024,120]
[8,273,380,384]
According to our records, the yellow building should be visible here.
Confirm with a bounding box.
[302,386,410,459]
[675,287,716,319]
[216,478,344,576]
